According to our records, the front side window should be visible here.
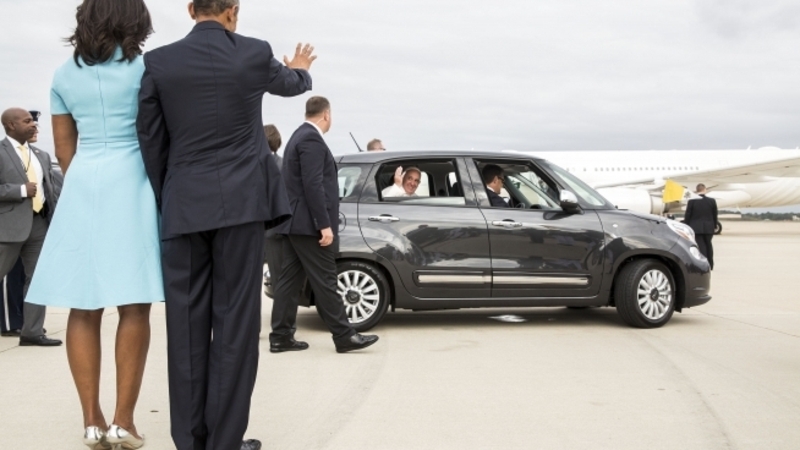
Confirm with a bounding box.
[474,160,560,210]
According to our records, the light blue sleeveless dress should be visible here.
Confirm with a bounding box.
[26,48,164,309]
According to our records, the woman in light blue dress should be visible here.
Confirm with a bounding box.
[26,0,162,448]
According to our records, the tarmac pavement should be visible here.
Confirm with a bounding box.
[1,220,799,449]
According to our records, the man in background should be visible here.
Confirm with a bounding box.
[264,124,282,167]
[263,124,286,310]
[367,138,385,152]
[684,183,718,269]
[270,96,379,354]
[482,164,509,208]
[1,111,44,338]
[0,108,61,346]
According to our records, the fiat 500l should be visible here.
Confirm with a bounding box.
[265,151,711,330]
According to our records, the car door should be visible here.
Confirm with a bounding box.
[468,158,605,299]
[358,157,492,299]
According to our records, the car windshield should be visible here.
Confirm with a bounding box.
[541,161,615,209]
[508,172,561,209]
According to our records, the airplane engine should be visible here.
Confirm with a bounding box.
[597,188,664,215]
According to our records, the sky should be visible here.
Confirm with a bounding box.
[3,0,800,156]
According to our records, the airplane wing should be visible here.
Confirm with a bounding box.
[593,155,800,189]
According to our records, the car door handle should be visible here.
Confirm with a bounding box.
[492,220,523,228]
[369,215,400,223]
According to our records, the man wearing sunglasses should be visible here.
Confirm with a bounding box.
[483,164,510,208]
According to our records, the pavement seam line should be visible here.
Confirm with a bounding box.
[694,310,800,338]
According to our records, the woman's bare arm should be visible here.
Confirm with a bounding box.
[52,114,78,175]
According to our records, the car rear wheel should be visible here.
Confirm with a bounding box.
[614,259,676,328]
[336,261,390,332]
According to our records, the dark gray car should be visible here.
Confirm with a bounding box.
[265,151,711,330]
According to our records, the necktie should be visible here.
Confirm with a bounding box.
[19,145,43,213]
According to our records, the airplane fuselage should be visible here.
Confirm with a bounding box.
[526,148,800,210]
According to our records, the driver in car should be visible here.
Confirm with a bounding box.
[482,164,510,207]
[382,166,422,197]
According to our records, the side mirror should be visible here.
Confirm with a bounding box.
[560,190,582,213]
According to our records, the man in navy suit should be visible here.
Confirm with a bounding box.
[482,164,509,208]
[684,183,718,270]
[136,1,314,449]
[269,97,379,354]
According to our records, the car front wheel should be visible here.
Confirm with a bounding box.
[614,259,676,328]
[336,261,391,332]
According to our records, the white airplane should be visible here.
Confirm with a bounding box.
[524,147,800,221]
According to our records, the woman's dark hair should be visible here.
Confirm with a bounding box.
[68,0,153,67]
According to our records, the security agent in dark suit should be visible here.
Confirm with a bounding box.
[684,183,718,269]
[136,2,314,449]
[263,124,284,288]
[0,108,61,346]
[270,97,379,354]
[482,164,510,208]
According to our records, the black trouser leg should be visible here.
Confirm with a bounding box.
[205,222,263,450]
[704,234,714,270]
[269,235,305,342]
[165,222,264,450]
[1,259,25,332]
[287,235,355,342]
[164,231,213,450]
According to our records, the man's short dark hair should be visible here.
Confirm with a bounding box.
[482,164,504,185]
[696,183,706,192]
[367,139,384,151]
[192,0,239,16]
[305,96,330,118]
[264,124,281,153]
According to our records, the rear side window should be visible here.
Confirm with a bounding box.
[338,165,367,203]
[376,159,467,206]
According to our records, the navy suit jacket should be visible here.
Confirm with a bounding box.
[137,21,311,238]
[486,188,509,208]
[684,195,718,235]
[276,123,339,238]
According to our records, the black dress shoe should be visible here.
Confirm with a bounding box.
[1,329,21,337]
[335,333,379,353]
[241,439,262,450]
[19,335,63,347]
[270,338,309,353]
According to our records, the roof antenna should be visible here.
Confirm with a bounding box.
[349,132,365,153]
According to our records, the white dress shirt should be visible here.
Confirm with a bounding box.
[6,136,45,202]
[382,183,417,198]
[304,120,324,136]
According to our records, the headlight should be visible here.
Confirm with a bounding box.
[667,220,696,243]
[689,246,706,260]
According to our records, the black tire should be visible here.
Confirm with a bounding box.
[714,221,723,235]
[614,259,676,328]
[336,261,391,332]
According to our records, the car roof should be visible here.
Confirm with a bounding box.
[338,150,546,164]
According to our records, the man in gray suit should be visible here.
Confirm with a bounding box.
[0,108,61,346]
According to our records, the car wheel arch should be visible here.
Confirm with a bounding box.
[609,253,687,312]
